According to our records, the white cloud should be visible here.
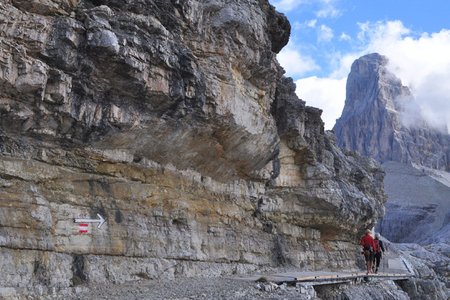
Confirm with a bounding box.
[306,19,317,28]
[318,24,334,42]
[296,76,347,129]
[357,20,410,44]
[339,32,351,41]
[329,53,359,78]
[316,6,341,18]
[277,45,320,77]
[316,0,341,18]
[271,0,341,17]
[270,0,306,12]
[359,21,450,131]
[292,21,303,31]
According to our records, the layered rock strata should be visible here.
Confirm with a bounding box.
[0,1,385,298]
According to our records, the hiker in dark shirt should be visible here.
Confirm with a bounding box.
[373,233,386,273]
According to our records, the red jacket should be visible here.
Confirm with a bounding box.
[360,233,376,250]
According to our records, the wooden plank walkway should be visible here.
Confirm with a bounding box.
[294,272,413,284]
[237,271,413,285]
[236,254,415,285]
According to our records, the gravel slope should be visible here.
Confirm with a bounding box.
[54,278,314,300]
[378,161,450,244]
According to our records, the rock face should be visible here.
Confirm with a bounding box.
[392,242,450,300]
[334,53,450,171]
[315,281,410,300]
[0,1,388,298]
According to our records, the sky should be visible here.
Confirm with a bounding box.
[269,0,450,131]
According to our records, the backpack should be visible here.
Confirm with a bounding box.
[374,239,381,253]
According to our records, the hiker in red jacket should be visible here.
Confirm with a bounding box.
[360,229,376,274]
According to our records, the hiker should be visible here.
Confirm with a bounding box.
[372,233,385,273]
[360,229,376,274]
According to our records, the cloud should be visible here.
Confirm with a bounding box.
[277,45,320,77]
[413,72,450,131]
[358,21,450,132]
[315,0,341,18]
[329,53,359,78]
[306,19,317,28]
[292,21,303,31]
[339,32,351,41]
[356,20,410,44]
[271,0,341,17]
[270,0,306,12]
[317,24,334,42]
[296,76,347,129]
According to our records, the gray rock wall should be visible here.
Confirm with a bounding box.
[0,1,386,298]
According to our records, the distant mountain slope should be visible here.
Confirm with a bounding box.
[377,161,450,244]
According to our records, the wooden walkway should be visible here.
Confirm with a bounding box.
[237,271,413,286]
[236,252,415,286]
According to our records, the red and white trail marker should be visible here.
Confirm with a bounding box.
[74,214,106,234]
[78,223,89,234]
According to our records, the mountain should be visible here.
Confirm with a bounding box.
[334,53,450,171]
[333,53,450,244]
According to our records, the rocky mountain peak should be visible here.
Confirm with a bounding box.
[340,53,395,121]
[348,52,388,80]
[334,53,450,171]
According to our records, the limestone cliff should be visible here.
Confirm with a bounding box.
[334,53,450,171]
[0,1,386,298]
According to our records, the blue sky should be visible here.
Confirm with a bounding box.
[269,0,450,130]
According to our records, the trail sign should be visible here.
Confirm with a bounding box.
[74,213,106,228]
